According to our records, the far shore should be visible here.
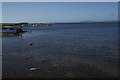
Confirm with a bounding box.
[1,21,119,27]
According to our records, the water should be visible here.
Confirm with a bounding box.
[2,23,118,78]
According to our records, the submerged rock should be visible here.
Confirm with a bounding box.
[29,74,32,77]
[41,59,46,62]
[47,70,52,73]
[29,30,32,33]
[64,73,75,78]
[25,54,33,59]
[53,65,57,68]
[28,42,33,45]
[30,68,36,71]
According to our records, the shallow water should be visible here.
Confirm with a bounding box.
[2,23,118,78]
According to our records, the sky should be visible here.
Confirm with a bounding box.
[2,0,120,2]
[2,2,118,23]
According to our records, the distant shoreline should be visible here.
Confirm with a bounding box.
[1,21,119,26]
[55,21,119,24]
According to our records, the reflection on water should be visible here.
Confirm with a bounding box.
[2,33,22,37]
[2,23,118,78]
[1,29,31,37]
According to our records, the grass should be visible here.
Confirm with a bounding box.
[2,23,18,26]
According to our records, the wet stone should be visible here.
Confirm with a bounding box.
[64,73,75,78]
[41,59,46,62]
[47,70,52,73]
[28,42,33,45]
[29,74,32,77]
[30,68,36,71]
[25,54,33,59]
[53,65,57,68]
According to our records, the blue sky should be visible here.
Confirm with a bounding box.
[2,2,118,23]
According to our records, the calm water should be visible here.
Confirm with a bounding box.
[2,23,118,78]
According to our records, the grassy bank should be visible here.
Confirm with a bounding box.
[2,23,18,26]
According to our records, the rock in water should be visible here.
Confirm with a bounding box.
[16,29,23,33]
[53,65,57,68]
[41,59,45,62]
[30,68,36,71]
[28,42,33,45]
[25,54,32,59]
[64,73,75,78]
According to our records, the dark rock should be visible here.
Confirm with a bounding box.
[41,59,46,62]
[30,68,36,71]
[47,70,52,73]
[25,54,32,59]
[28,42,33,45]
[16,29,23,33]
[53,65,57,68]
[64,73,75,78]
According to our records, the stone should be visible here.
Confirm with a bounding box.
[53,65,57,68]
[30,68,36,71]
[41,59,46,62]
[25,54,32,59]
[64,73,75,78]
[47,70,52,73]
[28,42,33,45]
[29,74,32,77]
[16,29,23,33]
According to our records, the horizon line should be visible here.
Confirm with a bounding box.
[2,20,119,23]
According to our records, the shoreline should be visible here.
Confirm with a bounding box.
[1,21,119,27]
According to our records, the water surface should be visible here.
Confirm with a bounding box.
[3,23,118,78]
